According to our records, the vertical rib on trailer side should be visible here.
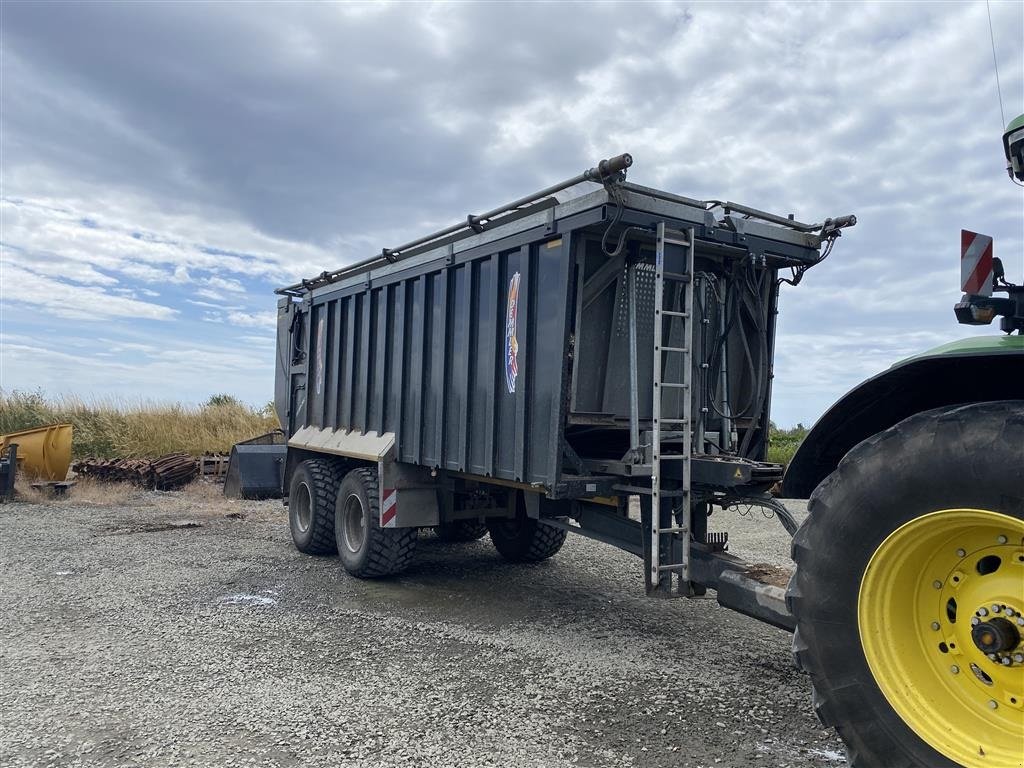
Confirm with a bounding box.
[291,231,575,489]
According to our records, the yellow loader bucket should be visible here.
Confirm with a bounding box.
[0,424,73,481]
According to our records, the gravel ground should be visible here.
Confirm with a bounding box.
[0,484,846,768]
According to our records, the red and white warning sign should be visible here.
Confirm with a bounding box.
[381,487,397,528]
[961,230,994,297]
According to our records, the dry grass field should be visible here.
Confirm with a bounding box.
[0,391,278,459]
[1,390,806,467]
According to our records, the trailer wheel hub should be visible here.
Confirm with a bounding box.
[858,508,1024,767]
[341,493,367,554]
[294,482,312,533]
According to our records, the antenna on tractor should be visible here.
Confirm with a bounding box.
[985,0,1007,131]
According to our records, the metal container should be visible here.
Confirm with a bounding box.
[274,157,855,616]
[0,423,73,481]
[224,431,287,499]
[276,177,826,495]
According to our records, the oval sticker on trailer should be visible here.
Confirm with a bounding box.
[961,230,994,297]
[505,271,521,394]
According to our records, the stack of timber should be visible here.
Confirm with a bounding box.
[73,453,199,490]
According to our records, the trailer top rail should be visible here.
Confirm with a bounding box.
[277,154,855,297]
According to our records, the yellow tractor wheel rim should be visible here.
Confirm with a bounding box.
[859,509,1024,767]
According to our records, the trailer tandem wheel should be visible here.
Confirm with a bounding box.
[487,493,568,563]
[789,401,1024,768]
[288,458,343,555]
[335,467,417,578]
[434,519,488,542]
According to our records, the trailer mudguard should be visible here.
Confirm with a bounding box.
[782,336,1024,498]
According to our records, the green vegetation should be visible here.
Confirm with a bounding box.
[767,422,809,467]
[0,391,279,459]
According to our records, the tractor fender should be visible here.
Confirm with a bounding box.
[782,336,1024,498]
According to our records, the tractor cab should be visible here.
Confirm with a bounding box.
[1003,112,1024,182]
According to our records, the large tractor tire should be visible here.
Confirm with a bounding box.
[788,401,1024,767]
[487,493,567,562]
[434,519,488,542]
[335,467,417,578]
[288,458,343,555]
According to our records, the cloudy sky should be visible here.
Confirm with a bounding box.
[1,1,1021,426]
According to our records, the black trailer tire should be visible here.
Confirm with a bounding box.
[787,401,1024,768]
[487,517,566,562]
[335,467,417,578]
[288,458,343,555]
[487,495,568,562]
[434,519,488,542]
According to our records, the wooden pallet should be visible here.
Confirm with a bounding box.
[199,455,230,478]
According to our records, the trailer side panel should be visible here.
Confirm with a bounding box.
[293,236,574,487]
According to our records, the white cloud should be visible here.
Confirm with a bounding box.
[186,298,243,310]
[0,334,276,406]
[193,288,229,302]
[204,275,246,293]
[0,193,336,293]
[0,263,177,321]
[0,244,119,286]
[238,334,275,347]
[226,310,276,328]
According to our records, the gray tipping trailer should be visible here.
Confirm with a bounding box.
[274,154,855,628]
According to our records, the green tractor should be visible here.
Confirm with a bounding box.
[781,117,1024,766]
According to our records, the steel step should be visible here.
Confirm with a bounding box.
[662,270,691,283]
[654,526,689,534]
[658,562,689,572]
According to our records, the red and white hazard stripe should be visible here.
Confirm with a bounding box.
[961,230,994,297]
[381,488,397,528]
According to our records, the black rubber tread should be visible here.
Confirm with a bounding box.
[787,401,1024,768]
[336,467,417,578]
[434,519,488,542]
[288,458,343,555]
[524,522,567,561]
[487,504,567,563]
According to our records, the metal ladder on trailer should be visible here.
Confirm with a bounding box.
[649,222,695,595]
